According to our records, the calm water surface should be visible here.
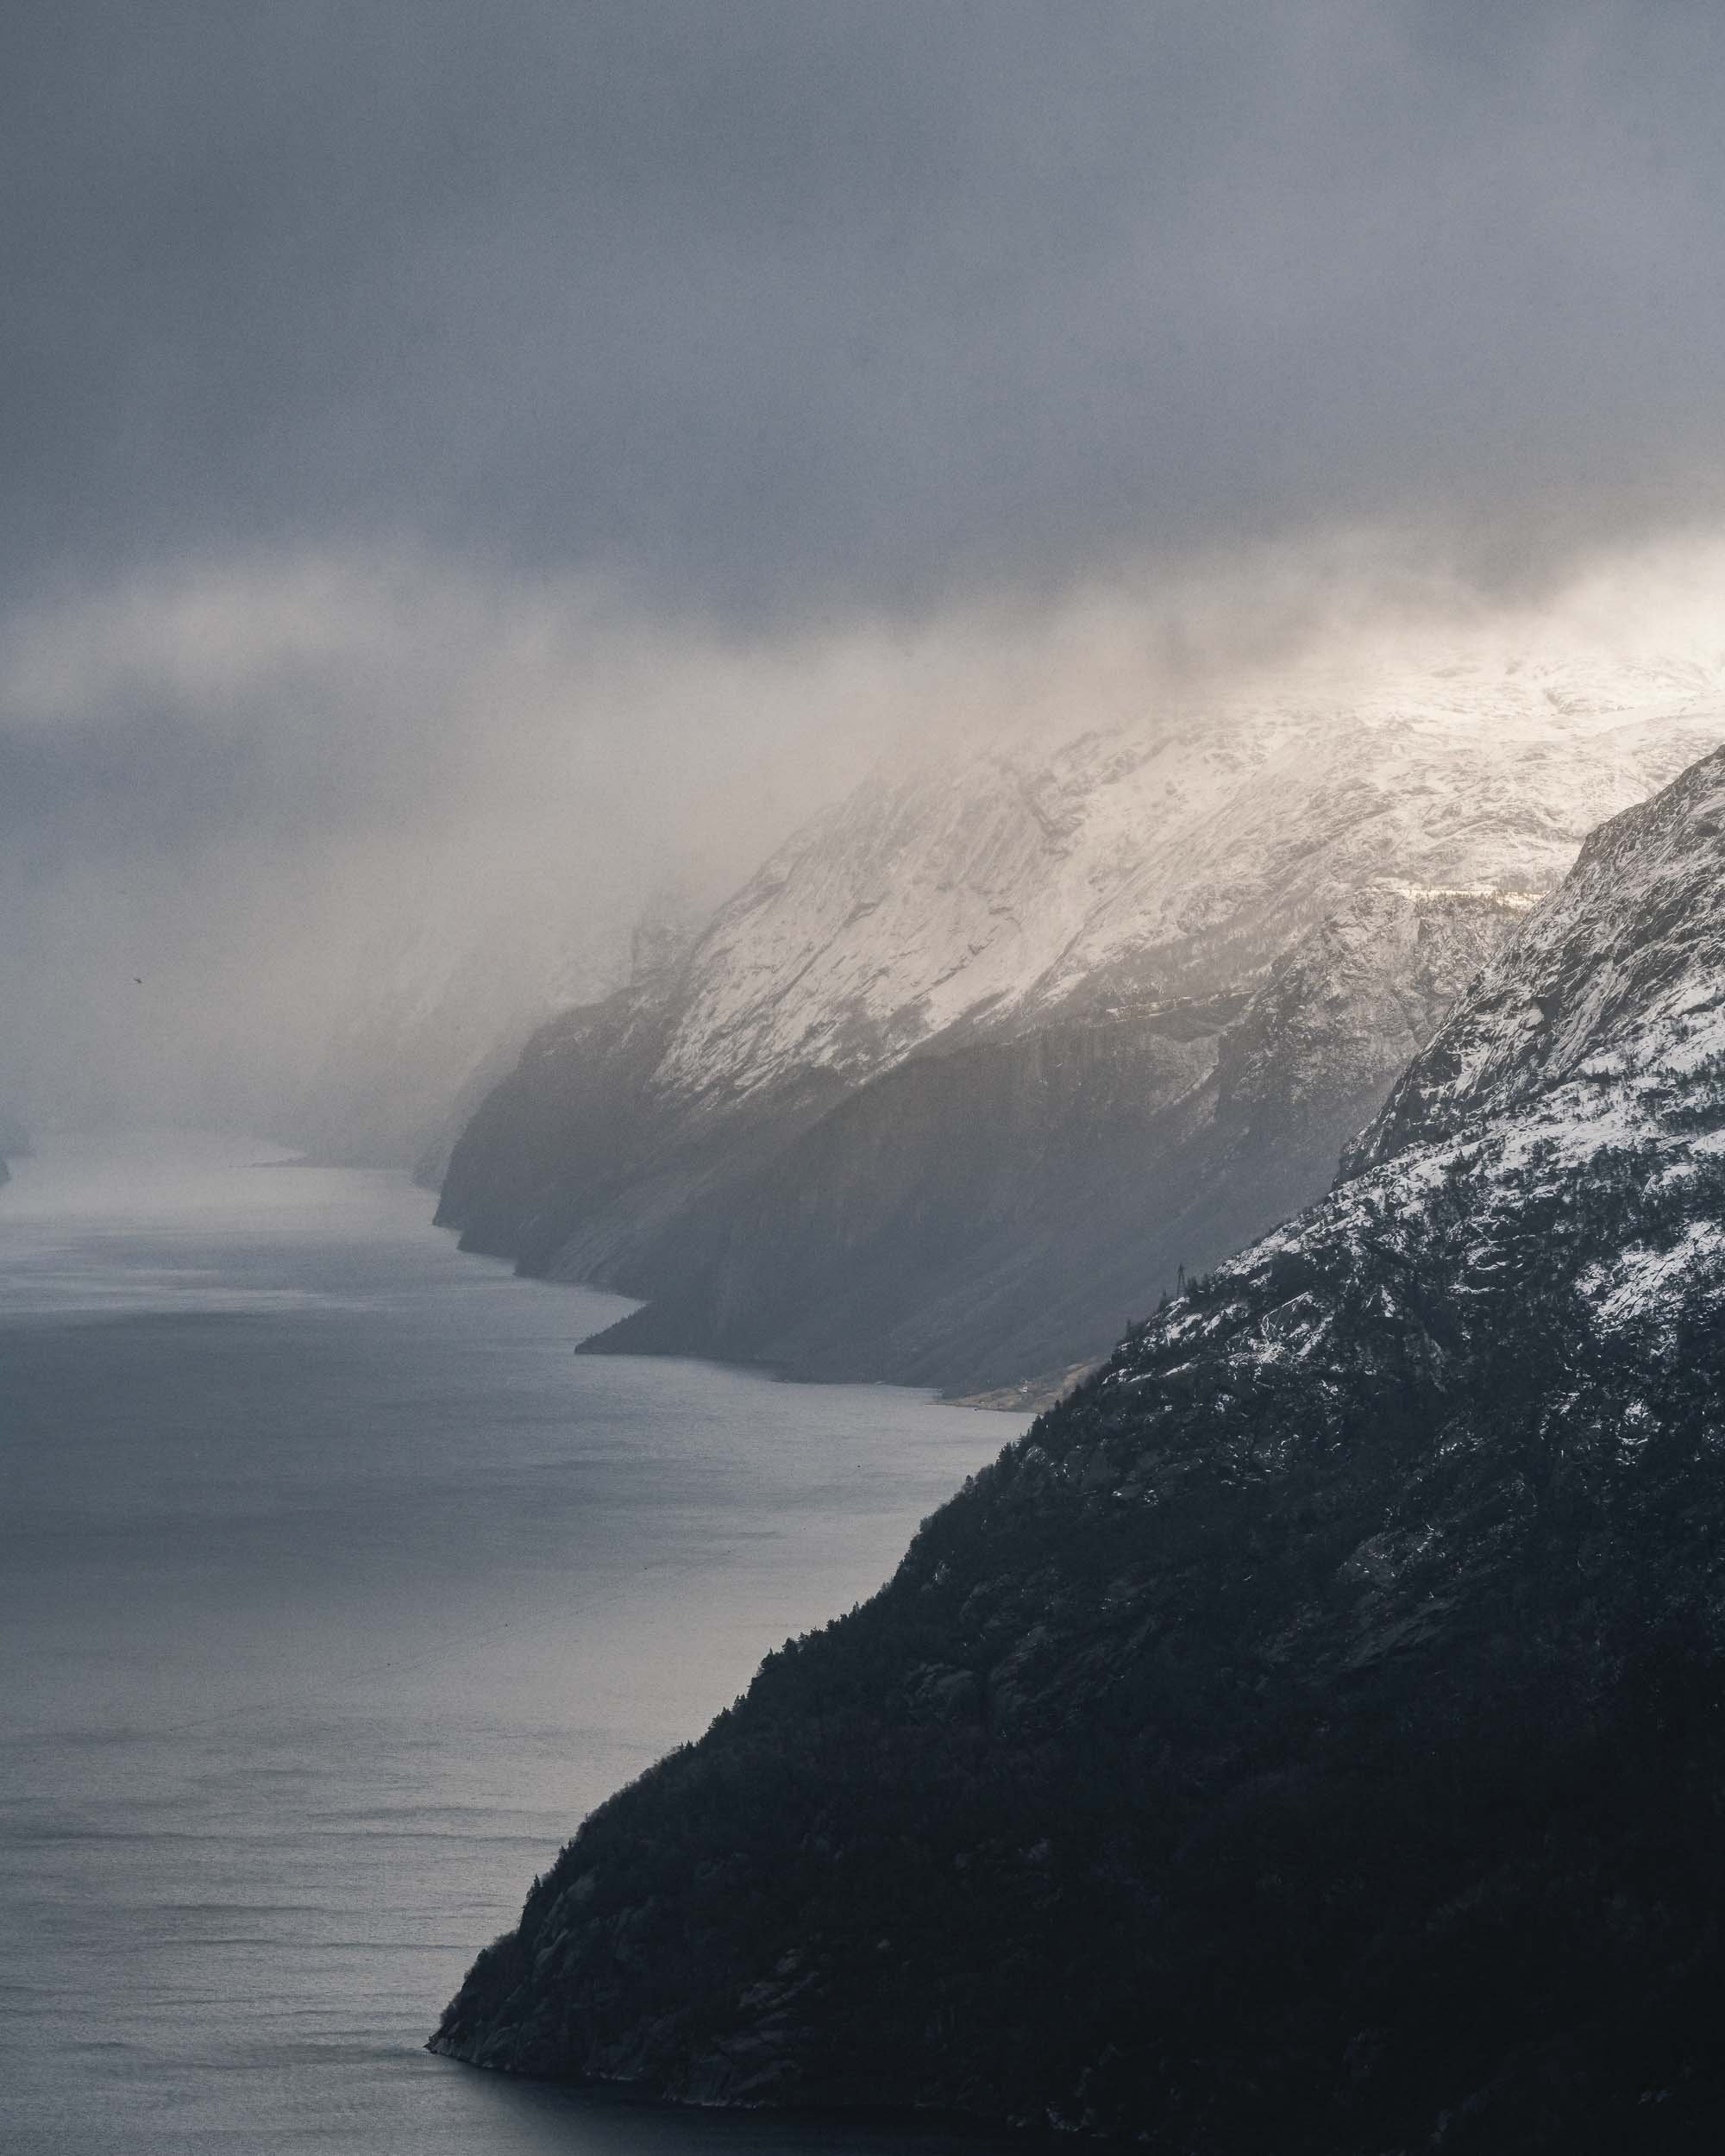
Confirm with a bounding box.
[0,1134,1026,2155]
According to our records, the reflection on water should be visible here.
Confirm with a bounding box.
[0,1134,1025,2154]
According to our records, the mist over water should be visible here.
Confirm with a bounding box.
[0,1134,1024,2154]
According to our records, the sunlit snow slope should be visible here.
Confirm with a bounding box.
[440,651,1725,1392]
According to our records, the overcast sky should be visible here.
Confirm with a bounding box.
[6,2,1725,1137]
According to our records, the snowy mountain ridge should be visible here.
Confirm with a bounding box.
[1352,745,1725,1169]
[656,659,1725,1106]
[1126,744,1725,1417]
[439,649,1725,1392]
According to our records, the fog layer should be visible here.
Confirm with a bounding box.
[5,6,1724,1142]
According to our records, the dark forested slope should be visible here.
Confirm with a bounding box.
[434,746,1725,2151]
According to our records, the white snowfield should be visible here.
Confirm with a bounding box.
[1123,743,1725,1382]
[655,651,1725,1106]
[1357,745,1725,1150]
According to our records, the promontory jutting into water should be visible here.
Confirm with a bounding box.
[0,1134,1026,2156]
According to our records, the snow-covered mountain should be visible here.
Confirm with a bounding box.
[1352,749,1725,1173]
[439,651,1725,1392]
[657,652,1722,1098]
[434,741,1725,2153]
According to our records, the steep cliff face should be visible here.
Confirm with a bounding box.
[586,888,1515,1389]
[439,663,1723,1391]
[434,746,1725,2153]
[1352,754,1725,1169]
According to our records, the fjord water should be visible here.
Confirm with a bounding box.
[0,1135,1025,2155]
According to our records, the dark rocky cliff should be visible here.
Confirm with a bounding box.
[432,748,1725,2152]
[577,889,1515,1390]
[442,887,1516,1395]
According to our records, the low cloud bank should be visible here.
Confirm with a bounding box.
[4,529,1723,1146]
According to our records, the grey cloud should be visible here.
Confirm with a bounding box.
[8,3,1725,1141]
[7,3,1725,619]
